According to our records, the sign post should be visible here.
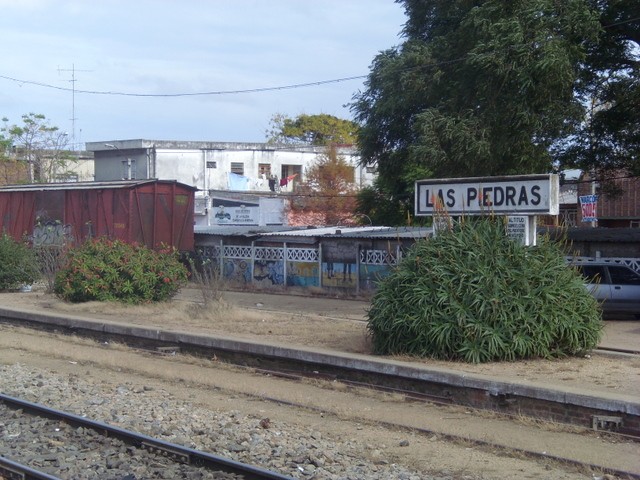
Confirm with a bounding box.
[415,174,559,245]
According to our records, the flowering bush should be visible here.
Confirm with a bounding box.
[54,238,188,303]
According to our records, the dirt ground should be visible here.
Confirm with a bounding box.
[1,287,639,478]
[1,287,638,399]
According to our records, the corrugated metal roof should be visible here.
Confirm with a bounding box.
[194,225,433,241]
[194,225,294,236]
[259,226,390,237]
[257,226,433,240]
[339,226,433,239]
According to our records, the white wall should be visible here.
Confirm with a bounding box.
[152,146,374,192]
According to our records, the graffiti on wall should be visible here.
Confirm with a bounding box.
[287,262,319,287]
[321,262,356,288]
[253,259,285,286]
[223,258,252,285]
[32,220,73,246]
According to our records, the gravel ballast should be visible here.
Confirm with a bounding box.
[0,363,473,480]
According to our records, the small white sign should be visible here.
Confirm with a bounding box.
[506,216,533,246]
[213,205,259,225]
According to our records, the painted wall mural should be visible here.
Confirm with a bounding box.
[253,259,285,286]
[223,258,252,286]
[287,262,319,287]
[321,262,357,288]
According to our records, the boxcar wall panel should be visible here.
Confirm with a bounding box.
[64,189,107,243]
[129,184,195,251]
[0,181,195,251]
[131,182,195,252]
[0,191,32,241]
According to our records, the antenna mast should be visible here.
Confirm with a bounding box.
[58,64,91,151]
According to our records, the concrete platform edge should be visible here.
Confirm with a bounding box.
[0,306,637,416]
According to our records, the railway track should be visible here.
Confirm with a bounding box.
[0,326,640,479]
[0,393,293,480]
[0,307,638,436]
[1,308,639,478]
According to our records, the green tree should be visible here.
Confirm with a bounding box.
[290,144,358,225]
[2,113,73,183]
[0,131,24,184]
[266,113,359,146]
[553,0,640,179]
[355,183,405,226]
[351,0,604,223]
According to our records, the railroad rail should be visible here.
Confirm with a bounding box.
[0,393,293,480]
[1,308,639,478]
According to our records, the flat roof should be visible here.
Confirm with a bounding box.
[86,139,358,154]
[0,179,180,192]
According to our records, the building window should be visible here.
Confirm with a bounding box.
[281,165,303,184]
[230,162,244,175]
[258,163,271,176]
[206,161,217,169]
[365,166,376,174]
[122,159,136,180]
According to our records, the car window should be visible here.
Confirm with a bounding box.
[608,266,640,286]
[577,265,606,283]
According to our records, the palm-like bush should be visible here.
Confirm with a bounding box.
[367,217,603,362]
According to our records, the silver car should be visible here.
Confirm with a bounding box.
[573,261,640,318]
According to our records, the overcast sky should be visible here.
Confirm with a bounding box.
[0,0,406,148]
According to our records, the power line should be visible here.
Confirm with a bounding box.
[0,16,636,99]
[0,73,368,98]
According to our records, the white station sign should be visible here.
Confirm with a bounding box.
[415,174,559,216]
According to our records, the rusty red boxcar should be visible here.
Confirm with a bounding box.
[0,180,196,251]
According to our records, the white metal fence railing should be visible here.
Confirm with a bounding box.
[360,249,400,266]
[286,248,318,262]
[223,246,252,259]
[254,247,285,261]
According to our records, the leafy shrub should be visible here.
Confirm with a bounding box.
[54,238,188,303]
[0,234,39,290]
[367,217,603,363]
